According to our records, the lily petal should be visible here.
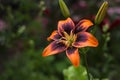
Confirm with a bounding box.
[47,30,61,41]
[42,41,67,56]
[75,19,93,33]
[58,18,75,36]
[73,32,98,48]
[66,47,80,67]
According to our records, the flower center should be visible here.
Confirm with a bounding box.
[62,31,76,47]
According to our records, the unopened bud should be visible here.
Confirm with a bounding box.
[59,0,70,18]
[102,24,109,32]
[17,25,26,35]
[95,1,108,24]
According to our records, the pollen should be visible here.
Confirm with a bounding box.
[61,31,76,47]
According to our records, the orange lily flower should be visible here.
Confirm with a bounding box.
[42,18,98,67]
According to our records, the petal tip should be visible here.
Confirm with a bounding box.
[47,37,52,41]
[47,37,50,41]
[76,19,94,32]
[94,40,99,47]
[42,50,48,57]
[73,61,80,67]
[81,19,94,27]
[42,54,46,57]
[91,36,99,47]
[66,48,80,67]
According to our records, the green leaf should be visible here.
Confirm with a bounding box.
[63,65,87,80]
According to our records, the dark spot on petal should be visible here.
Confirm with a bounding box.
[76,33,88,42]
[54,34,61,40]
[75,27,85,33]
[62,22,74,34]
[67,47,77,55]
[75,21,85,33]
[51,41,67,51]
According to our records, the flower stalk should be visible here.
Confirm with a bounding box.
[84,53,90,80]
[80,48,90,80]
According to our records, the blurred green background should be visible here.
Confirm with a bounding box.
[0,0,120,80]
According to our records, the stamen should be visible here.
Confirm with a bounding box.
[61,31,77,47]
[63,32,70,40]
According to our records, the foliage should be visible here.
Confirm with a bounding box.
[0,48,69,80]
[63,65,87,80]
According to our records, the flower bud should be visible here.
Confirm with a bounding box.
[17,25,26,35]
[102,24,109,32]
[59,0,70,18]
[95,1,108,24]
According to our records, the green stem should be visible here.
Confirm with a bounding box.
[91,25,98,35]
[81,24,98,80]
[83,53,90,80]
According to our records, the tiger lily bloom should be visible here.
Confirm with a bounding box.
[42,18,98,67]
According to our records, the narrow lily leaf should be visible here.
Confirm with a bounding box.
[95,1,108,24]
[59,0,70,18]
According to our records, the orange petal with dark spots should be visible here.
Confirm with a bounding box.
[73,32,98,48]
[75,19,93,33]
[42,41,67,56]
[47,30,61,41]
[58,18,75,36]
[66,47,80,67]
